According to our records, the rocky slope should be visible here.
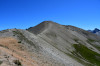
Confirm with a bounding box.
[0,21,100,66]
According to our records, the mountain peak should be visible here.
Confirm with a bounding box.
[94,28,100,31]
[27,21,53,35]
[42,21,54,23]
[1,21,100,66]
[27,21,60,35]
[93,28,100,33]
[88,28,100,36]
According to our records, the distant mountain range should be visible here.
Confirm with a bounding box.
[88,28,100,36]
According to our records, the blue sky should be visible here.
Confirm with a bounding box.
[0,0,100,30]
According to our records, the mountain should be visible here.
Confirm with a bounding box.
[88,28,100,36]
[0,21,100,66]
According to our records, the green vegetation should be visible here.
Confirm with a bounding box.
[0,61,3,65]
[13,60,22,66]
[91,44,100,51]
[73,44,100,66]
[47,41,91,66]
[88,39,95,42]
[87,39,100,51]
[67,52,92,66]
[18,41,21,43]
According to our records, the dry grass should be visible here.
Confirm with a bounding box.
[0,37,38,66]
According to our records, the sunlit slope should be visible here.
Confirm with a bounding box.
[28,21,100,66]
[0,21,100,66]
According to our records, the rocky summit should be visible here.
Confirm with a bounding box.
[88,28,100,36]
[0,21,100,66]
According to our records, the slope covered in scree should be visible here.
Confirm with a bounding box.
[65,25,100,40]
[0,21,100,66]
[27,21,54,35]
[27,21,100,66]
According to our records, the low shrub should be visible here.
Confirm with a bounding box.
[13,60,22,66]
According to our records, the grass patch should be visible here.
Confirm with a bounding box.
[73,44,100,66]
[67,52,92,66]
[87,39,100,51]
[0,61,3,65]
[88,39,95,42]
[92,44,100,51]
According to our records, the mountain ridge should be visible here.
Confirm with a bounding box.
[0,21,100,66]
[27,21,61,35]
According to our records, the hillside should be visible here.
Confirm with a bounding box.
[0,21,100,66]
